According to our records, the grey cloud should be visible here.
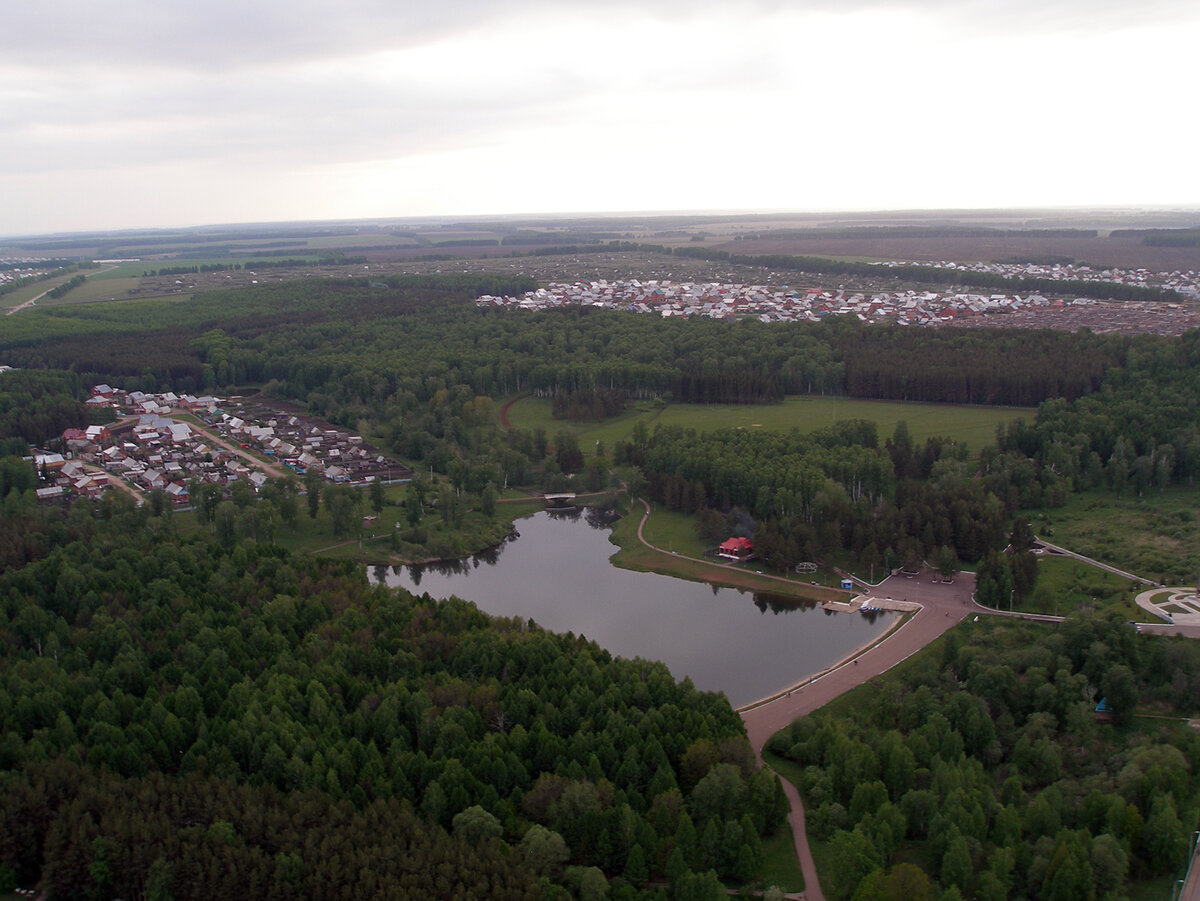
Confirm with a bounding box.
[4,0,1196,72]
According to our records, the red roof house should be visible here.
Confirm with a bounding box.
[718,537,755,561]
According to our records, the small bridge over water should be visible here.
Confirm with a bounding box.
[543,493,576,507]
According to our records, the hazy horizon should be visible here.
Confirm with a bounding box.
[7,203,1200,246]
[5,0,1199,235]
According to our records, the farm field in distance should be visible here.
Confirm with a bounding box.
[504,394,1033,454]
[5,209,1198,326]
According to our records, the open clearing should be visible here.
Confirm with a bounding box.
[505,395,1033,453]
[40,276,144,305]
[1023,554,1140,619]
[1029,486,1200,585]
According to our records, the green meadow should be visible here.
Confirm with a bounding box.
[1028,486,1200,585]
[1023,554,1140,619]
[505,395,1034,454]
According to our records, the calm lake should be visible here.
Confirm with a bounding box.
[370,508,896,707]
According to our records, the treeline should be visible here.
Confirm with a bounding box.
[551,388,629,422]
[632,421,1017,570]
[838,328,1120,405]
[767,615,1200,899]
[995,330,1200,498]
[1110,228,1200,248]
[530,242,669,257]
[107,241,312,258]
[734,226,1099,240]
[0,370,88,444]
[143,256,368,276]
[0,273,1133,413]
[0,490,788,897]
[669,367,783,405]
[500,231,624,246]
[431,238,501,248]
[46,274,86,299]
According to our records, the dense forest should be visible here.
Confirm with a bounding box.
[0,275,1134,413]
[5,274,1200,576]
[0,481,787,898]
[629,321,1200,580]
[628,421,1014,576]
[6,268,1200,896]
[0,370,93,444]
[767,616,1200,899]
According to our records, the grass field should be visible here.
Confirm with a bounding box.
[1022,554,1140,619]
[606,502,845,602]
[636,506,710,558]
[40,276,145,305]
[504,395,1033,454]
[760,752,815,895]
[757,818,805,893]
[0,269,88,310]
[1028,486,1200,585]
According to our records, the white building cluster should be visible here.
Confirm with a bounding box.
[476,279,1129,326]
[873,259,1200,300]
[0,261,58,291]
[35,385,413,507]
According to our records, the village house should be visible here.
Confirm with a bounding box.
[718,537,755,562]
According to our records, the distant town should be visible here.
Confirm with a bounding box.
[875,258,1200,299]
[477,260,1200,334]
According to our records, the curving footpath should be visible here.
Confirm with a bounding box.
[630,502,1200,899]
[630,499,979,899]
[740,570,978,900]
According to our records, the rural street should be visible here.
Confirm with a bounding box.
[6,286,51,315]
[179,417,289,479]
[82,462,145,506]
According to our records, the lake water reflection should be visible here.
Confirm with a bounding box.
[369,508,895,707]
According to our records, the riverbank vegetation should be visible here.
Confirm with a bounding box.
[766,615,1200,900]
[605,503,844,604]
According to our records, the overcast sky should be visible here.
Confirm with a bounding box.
[3,0,1198,236]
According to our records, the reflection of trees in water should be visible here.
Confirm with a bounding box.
[585,506,620,530]
[402,557,473,585]
[391,523,521,585]
[474,545,502,567]
[546,506,583,522]
[753,592,818,615]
